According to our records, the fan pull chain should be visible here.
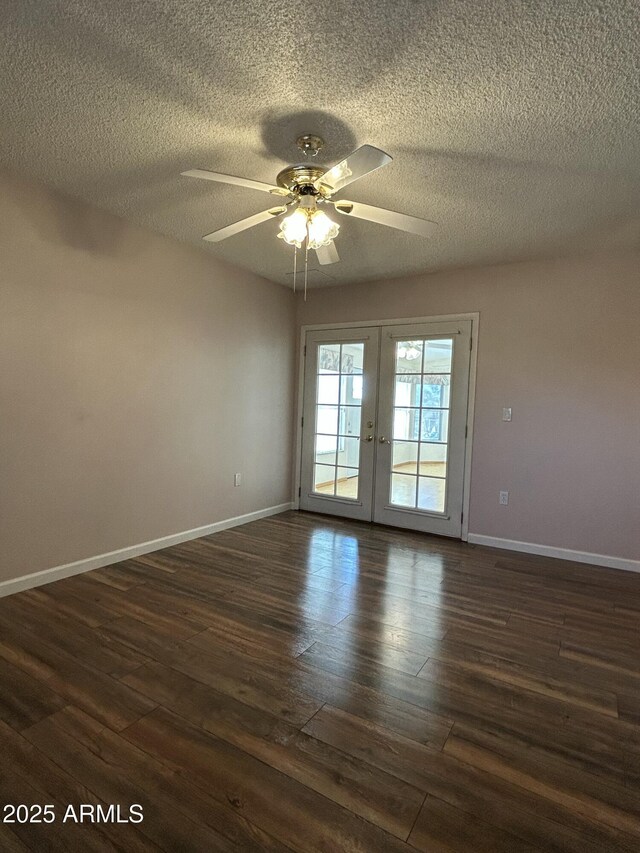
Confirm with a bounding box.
[292,244,297,293]
[304,220,310,301]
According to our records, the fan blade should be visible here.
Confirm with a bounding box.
[332,200,437,237]
[315,145,392,194]
[181,169,290,197]
[315,243,340,265]
[202,206,287,242]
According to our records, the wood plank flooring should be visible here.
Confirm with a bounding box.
[0,510,639,851]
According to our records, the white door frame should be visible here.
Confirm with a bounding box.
[293,312,480,541]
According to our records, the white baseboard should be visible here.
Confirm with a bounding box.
[0,502,294,599]
[467,533,640,574]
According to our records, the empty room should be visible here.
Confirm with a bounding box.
[1,1,639,850]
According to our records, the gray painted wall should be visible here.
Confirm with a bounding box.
[0,170,295,582]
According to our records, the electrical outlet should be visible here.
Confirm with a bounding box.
[502,407,512,422]
[234,473,241,487]
[499,490,509,505]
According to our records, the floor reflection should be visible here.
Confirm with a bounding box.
[301,527,453,687]
[380,546,444,650]
[303,527,359,635]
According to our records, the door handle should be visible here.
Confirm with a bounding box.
[363,434,374,442]
[379,436,391,444]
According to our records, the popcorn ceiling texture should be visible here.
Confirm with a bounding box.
[1,0,639,287]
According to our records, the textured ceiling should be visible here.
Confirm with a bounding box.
[1,0,639,287]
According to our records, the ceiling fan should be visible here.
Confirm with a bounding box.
[181,134,438,267]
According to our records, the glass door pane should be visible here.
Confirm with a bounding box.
[313,341,364,499]
[389,338,452,514]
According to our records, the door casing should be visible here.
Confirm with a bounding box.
[293,313,479,541]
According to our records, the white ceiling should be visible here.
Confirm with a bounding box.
[1,0,639,287]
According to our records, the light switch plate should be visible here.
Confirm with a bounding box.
[502,407,512,422]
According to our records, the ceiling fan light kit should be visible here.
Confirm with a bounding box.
[277,205,340,250]
[181,133,438,297]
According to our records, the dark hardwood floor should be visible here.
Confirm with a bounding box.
[1,510,639,851]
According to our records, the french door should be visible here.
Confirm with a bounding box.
[299,320,472,537]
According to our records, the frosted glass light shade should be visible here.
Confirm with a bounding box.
[278,207,339,249]
[307,209,339,248]
[277,207,308,247]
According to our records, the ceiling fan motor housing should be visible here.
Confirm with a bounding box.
[276,164,326,195]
